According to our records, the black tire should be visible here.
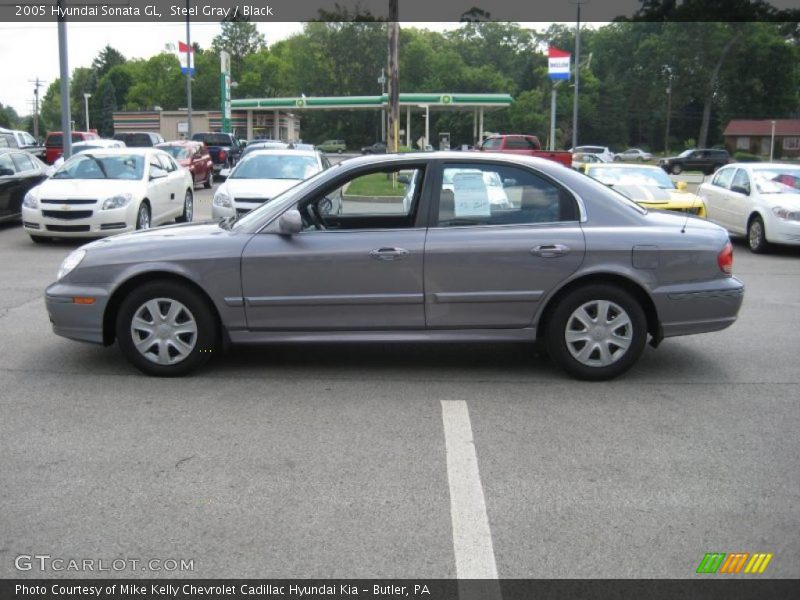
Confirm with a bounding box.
[671,163,683,175]
[337,148,343,154]
[545,284,647,381]
[135,202,151,230]
[116,280,218,377]
[30,235,50,244]
[747,215,769,254]
[176,189,193,223]
[204,169,213,189]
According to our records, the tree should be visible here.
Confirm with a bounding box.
[98,80,117,137]
[212,20,266,83]
[91,45,126,80]
[0,102,20,128]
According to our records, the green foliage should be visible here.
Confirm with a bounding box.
[0,102,19,128]
[98,80,117,137]
[733,151,762,162]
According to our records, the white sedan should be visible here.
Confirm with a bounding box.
[698,162,800,253]
[22,148,194,242]
[212,148,329,219]
[614,148,653,162]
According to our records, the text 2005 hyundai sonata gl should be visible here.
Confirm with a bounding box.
[46,153,744,380]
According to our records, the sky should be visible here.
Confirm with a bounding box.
[0,21,470,117]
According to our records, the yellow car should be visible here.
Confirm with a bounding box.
[584,163,706,217]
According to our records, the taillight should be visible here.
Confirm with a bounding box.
[717,241,733,274]
[219,150,227,161]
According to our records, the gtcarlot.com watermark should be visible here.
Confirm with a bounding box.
[15,554,194,573]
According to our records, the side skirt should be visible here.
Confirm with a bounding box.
[228,327,538,344]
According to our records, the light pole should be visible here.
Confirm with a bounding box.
[664,66,673,154]
[83,93,92,131]
[571,0,590,150]
[770,120,776,161]
[378,68,387,142]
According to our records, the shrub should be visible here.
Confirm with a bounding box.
[733,151,762,162]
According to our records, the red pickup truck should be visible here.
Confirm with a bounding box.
[477,134,572,168]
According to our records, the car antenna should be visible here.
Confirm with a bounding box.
[680,173,703,234]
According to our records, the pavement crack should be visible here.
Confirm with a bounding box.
[175,455,195,469]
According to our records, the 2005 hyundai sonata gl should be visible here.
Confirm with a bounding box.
[46,153,744,380]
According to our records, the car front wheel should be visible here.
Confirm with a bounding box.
[204,169,213,189]
[136,202,150,230]
[671,164,683,175]
[747,215,769,253]
[545,285,647,380]
[116,280,218,376]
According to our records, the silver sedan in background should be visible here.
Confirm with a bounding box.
[45,153,744,380]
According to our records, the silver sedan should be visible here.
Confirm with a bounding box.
[45,153,744,380]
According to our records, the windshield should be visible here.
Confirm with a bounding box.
[588,166,675,189]
[160,146,191,160]
[752,168,800,194]
[52,154,144,180]
[231,154,319,180]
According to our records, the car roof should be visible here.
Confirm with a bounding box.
[727,162,798,169]
[156,140,199,146]
[586,163,660,170]
[244,148,318,158]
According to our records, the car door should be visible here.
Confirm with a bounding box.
[9,152,46,216]
[145,154,172,223]
[0,153,20,219]
[424,161,586,329]
[191,145,206,184]
[726,168,754,234]
[158,153,185,219]
[702,166,736,227]
[240,163,429,330]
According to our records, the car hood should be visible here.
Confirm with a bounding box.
[222,178,300,199]
[84,221,226,249]
[34,178,145,198]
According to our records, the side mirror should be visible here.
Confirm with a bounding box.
[676,181,688,191]
[278,209,303,235]
[0,167,13,177]
[731,184,750,196]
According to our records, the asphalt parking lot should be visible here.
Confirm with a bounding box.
[1,177,799,579]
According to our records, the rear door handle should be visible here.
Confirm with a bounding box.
[370,247,409,261]
[531,244,570,257]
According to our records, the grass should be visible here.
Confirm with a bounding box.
[345,172,407,197]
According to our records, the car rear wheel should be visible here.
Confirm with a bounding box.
[116,280,218,376]
[671,164,683,175]
[545,285,647,381]
[747,215,769,253]
[204,169,213,189]
[176,190,193,223]
[136,202,150,230]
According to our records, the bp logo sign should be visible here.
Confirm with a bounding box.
[441,95,452,104]
[295,98,306,107]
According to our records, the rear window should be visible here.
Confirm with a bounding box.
[192,133,232,146]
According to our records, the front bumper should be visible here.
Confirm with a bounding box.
[23,204,137,238]
[652,277,745,338]
[766,215,800,246]
[45,281,112,344]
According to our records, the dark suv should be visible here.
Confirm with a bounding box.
[112,131,165,147]
[659,149,730,175]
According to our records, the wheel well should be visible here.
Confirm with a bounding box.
[747,211,763,227]
[536,273,660,342]
[102,272,221,346]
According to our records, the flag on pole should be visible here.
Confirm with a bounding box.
[548,47,570,80]
[178,41,195,75]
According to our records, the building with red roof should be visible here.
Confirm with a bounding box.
[723,119,800,158]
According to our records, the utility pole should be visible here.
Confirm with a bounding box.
[378,68,387,142]
[387,0,400,152]
[571,0,589,150]
[84,93,92,131]
[185,0,193,138]
[664,67,673,154]
[57,0,72,160]
[29,77,45,140]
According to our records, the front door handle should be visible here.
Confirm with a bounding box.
[531,244,570,258]
[370,247,409,261]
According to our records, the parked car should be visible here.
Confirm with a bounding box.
[22,148,194,242]
[112,131,165,148]
[44,131,100,164]
[572,145,615,163]
[212,148,330,219]
[240,140,289,159]
[0,128,18,150]
[44,152,743,380]
[52,139,126,169]
[698,162,800,253]
[0,149,50,223]
[361,141,387,154]
[614,148,653,162]
[478,134,573,168]
[191,132,243,174]
[318,139,347,153]
[659,148,730,175]
[156,141,214,189]
[572,152,607,171]
[584,163,706,217]
[4,129,46,160]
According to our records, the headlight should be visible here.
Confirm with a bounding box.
[23,191,39,209]
[772,207,800,221]
[213,191,232,208]
[57,249,86,281]
[101,193,134,210]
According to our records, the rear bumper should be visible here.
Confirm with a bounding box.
[45,282,112,344]
[652,277,744,338]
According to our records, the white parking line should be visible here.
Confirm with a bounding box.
[441,400,501,592]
